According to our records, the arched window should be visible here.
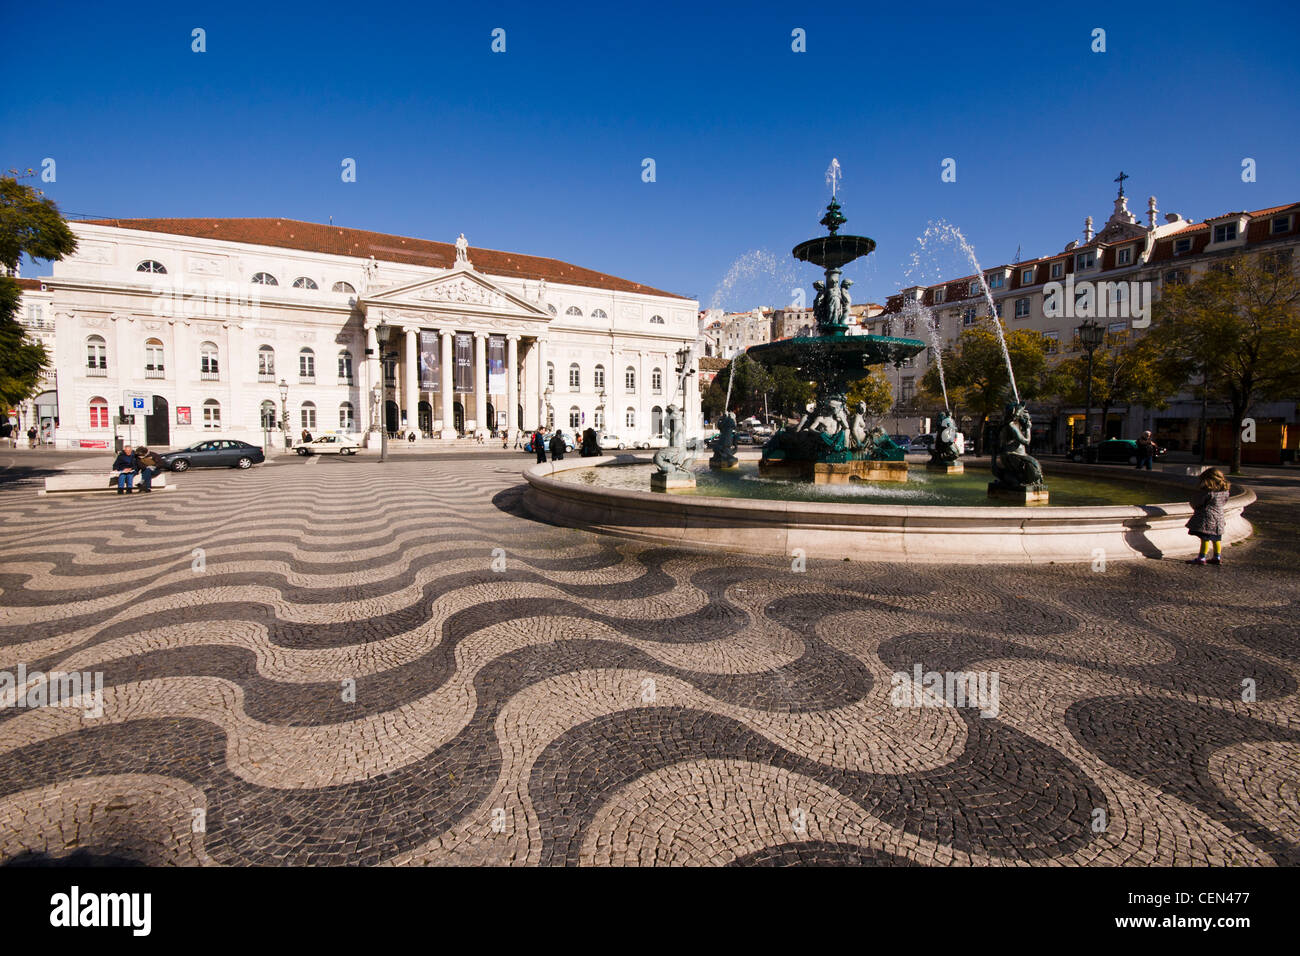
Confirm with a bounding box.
[624,366,636,392]
[136,260,167,274]
[591,309,608,320]
[650,314,665,324]
[200,342,220,379]
[89,396,109,429]
[258,344,275,380]
[202,399,221,430]
[594,409,604,430]
[339,402,355,431]
[547,304,557,316]
[565,306,583,317]
[251,272,278,285]
[568,363,581,391]
[145,338,165,377]
[86,335,107,373]
[299,347,315,382]
[331,281,356,294]
[260,400,276,429]
[337,349,353,383]
[652,367,663,394]
[652,405,664,436]
[593,364,605,389]
[546,362,555,387]
[625,407,636,429]
[300,401,317,431]
[292,276,318,290]
[569,406,581,429]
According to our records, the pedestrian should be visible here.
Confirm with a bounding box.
[549,428,566,461]
[1136,430,1158,470]
[513,429,524,450]
[27,426,37,448]
[112,444,141,494]
[408,429,416,443]
[301,429,312,444]
[1186,467,1232,566]
[135,446,162,493]
[534,426,548,464]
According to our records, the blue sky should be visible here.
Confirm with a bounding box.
[4,0,1299,310]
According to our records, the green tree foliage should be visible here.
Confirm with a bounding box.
[845,367,893,418]
[1148,253,1300,472]
[0,174,77,408]
[919,324,1050,454]
[701,354,812,423]
[1050,330,1181,434]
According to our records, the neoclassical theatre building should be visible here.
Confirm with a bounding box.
[31,218,700,449]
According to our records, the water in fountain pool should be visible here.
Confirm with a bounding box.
[558,462,1180,507]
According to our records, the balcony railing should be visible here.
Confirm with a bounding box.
[258,373,276,383]
[299,375,316,384]
[201,370,220,381]
[338,376,354,386]
[87,366,107,377]
[145,367,165,379]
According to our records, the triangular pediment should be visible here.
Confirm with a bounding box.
[359,267,550,319]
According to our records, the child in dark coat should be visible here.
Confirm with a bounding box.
[1186,467,1231,565]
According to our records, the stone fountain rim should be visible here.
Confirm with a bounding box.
[524,455,1255,518]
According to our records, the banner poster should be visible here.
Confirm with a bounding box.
[419,331,440,391]
[454,333,473,392]
[487,335,506,394]
[176,406,192,425]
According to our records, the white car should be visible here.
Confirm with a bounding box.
[294,434,360,456]
[597,433,627,450]
[635,436,669,449]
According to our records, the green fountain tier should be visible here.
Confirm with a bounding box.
[791,234,876,270]
[747,332,924,391]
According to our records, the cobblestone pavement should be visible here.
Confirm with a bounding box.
[0,458,1296,866]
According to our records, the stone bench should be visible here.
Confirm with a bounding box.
[41,472,172,495]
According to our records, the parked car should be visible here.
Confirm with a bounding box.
[294,434,360,456]
[890,434,912,453]
[636,436,669,449]
[1070,438,1167,465]
[159,439,265,472]
[597,433,626,450]
[734,432,757,445]
[910,434,936,452]
[524,433,575,453]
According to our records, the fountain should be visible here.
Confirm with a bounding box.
[747,195,925,484]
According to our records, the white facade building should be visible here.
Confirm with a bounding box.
[34,218,700,450]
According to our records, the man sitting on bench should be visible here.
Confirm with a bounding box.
[112,444,141,494]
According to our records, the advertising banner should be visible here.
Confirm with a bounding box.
[176,406,192,426]
[454,333,473,393]
[488,335,506,394]
[419,331,440,391]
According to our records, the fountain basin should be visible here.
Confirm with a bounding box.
[522,457,1255,565]
[758,458,909,483]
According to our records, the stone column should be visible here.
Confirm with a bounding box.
[536,337,548,427]
[473,331,488,434]
[506,334,519,438]
[404,326,419,439]
[365,325,380,443]
[439,329,455,440]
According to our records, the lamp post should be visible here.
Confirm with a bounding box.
[278,379,289,451]
[375,321,392,463]
[675,345,695,437]
[543,385,553,431]
[1076,319,1105,459]
[597,387,607,434]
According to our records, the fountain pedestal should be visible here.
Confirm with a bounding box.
[759,458,908,483]
[927,460,964,475]
[708,460,740,471]
[987,483,1049,505]
[651,472,695,491]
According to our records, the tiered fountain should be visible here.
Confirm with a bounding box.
[748,197,926,484]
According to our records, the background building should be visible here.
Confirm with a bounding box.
[32,218,701,449]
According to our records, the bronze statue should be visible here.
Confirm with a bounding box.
[929,412,961,464]
[990,403,1044,489]
[653,403,695,479]
[710,412,738,468]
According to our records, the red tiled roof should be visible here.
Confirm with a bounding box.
[13,278,45,290]
[78,217,691,300]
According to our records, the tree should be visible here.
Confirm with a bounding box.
[700,353,774,421]
[1148,253,1300,472]
[919,324,1050,454]
[845,367,892,418]
[0,173,77,408]
[1050,330,1181,438]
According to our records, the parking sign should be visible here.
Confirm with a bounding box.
[123,390,152,414]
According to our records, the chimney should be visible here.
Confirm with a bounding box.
[1147,196,1158,230]
[1084,216,1094,243]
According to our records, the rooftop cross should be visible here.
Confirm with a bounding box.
[1114,170,1129,198]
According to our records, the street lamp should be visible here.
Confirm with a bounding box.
[1076,319,1106,459]
[375,321,392,463]
[278,379,289,451]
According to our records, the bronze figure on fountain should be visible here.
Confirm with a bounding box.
[988,403,1048,502]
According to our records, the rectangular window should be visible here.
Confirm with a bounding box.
[1021,268,1034,284]
[1164,269,1186,285]
[1108,321,1127,335]
[569,366,580,390]
[338,353,353,382]
[340,405,355,430]
[1213,223,1238,243]
[90,404,109,428]
[1076,251,1096,271]
[901,377,914,402]
[1015,298,1030,318]
[203,405,221,430]
[932,287,946,304]
[968,280,980,296]
[995,300,1004,318]
[625,409,635,428]
[962,308,977,326]
[299,353,315,379]
[625,369,636,391]
[652,369,662,394]
[1050,261,1064,279]
[1042,331,1059,353]
[1116,246,1132,266]
[594,367,605,389]
[987,274,1004,289]
[1174,238,1192,255]
[1272,215,1292,235]
[301,406,317,430]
